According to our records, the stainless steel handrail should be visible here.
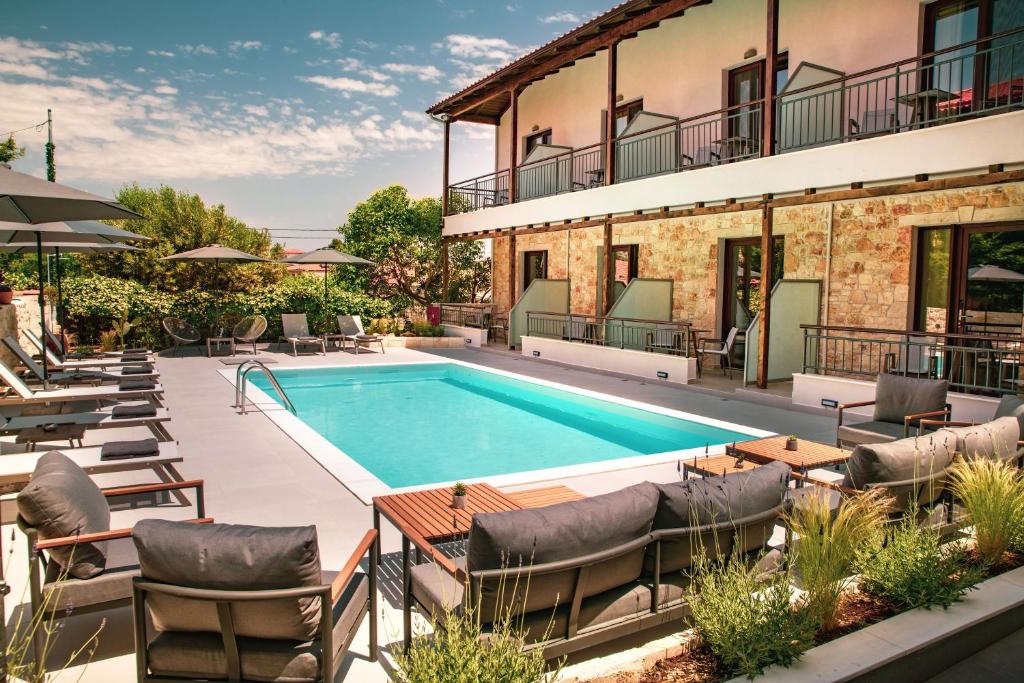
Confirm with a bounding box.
[235,359,296,414]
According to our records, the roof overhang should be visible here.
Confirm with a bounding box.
[427,0,710,124]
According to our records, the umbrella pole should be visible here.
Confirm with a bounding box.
[55,246,65,355]
[35,232,49,385]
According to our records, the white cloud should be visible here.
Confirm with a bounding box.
[178,43,217,56]
[299,75,400,97]
[381,62,443,82]
[445,34,521,62]
[243,104,269,117]
[308,30,341,49]
[0,61,50,79]
[147,49,176,58]
[229,40,264,51]
[154,84,178,95]
[541,11,581,24]
[282,46,298,54]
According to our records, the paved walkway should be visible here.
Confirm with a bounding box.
[2,343,838,681]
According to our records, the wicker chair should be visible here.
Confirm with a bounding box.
[161,317,201,357]
[232,315,268,356]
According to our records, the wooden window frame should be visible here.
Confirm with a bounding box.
[522,249,549,292]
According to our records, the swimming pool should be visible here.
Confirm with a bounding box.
[242,361,769,499]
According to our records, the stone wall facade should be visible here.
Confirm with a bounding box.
[487,181,1024,337]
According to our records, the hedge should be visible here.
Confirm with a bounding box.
[61,274,399,349]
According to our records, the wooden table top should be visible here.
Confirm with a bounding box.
[373,483,520,543]
[730,436,850,469]
[682,453,763,478]
[506,485,584,509]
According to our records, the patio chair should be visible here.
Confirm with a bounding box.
[162,317,201,357]
[26,329,154,370]
[697,327,738,378]
[645,324,686,356]
[0,357,164,407]
[337,315,385,355]
[4,336,159,387]
[16,451,207,670]
[278,314,326,356]
[232,315,267,356]
[836,373,950,448]
[132,520,378,682]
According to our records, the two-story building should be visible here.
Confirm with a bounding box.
[429,0,1024,409]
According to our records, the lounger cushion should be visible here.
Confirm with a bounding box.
[467,482,658,617]
[995,395,1024,433]
[17,451,110,579]
[647,461,790,573]
[843,430,956,490]
[837,420,908,446]
[134,519,324,641]
[873,373,948,425]
[940,416,1020,463]
[145,573,367,683]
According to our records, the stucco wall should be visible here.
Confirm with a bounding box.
[489,181,1024,337]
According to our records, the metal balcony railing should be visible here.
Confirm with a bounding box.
[526,311,702,357]
[438,303,491,328]
[447,169,510,215]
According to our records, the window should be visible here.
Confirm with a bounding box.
[611,244,639,284]
[522,250,548,292]
[524,130,552,158]
[774,51,789,95]
[615,99,644,136]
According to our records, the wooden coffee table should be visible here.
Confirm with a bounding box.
[682,453,763,479]
[728,436,850,470]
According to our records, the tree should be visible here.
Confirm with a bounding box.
[80,184,285,292]
[334,185,490,306]
[0,136,26,164]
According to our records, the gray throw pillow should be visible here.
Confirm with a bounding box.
[17,451,110,579]
[941,416,1020,462]
[134,519,323,641]
[995,395,1024,434]
[648,461,790,573]
[873,373,948,425]
[843,430,956,488]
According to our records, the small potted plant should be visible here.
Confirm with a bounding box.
[0,276,12,305]
[451,482,468,509]
[785,434,798,451]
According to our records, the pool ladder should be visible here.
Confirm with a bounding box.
[235,360,296,415]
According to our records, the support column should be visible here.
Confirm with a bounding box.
[441,119,451,216]
[603,220,614,314]
[441,237,450,300]
[605,40,619,186]
[507,232,517,311]
[762,0,779,157]
[508,88,519,203]
[756,202,774,389]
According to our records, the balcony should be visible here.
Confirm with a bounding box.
[446,29,1024,217]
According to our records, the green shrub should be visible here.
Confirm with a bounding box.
[410,321,444,337]
[785,488,888,630]
[688,552,815,679]
[950,457,1024,566]
[395,605,559,683]
[857,512,984,610]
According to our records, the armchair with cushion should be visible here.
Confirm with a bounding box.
[836,373,949,448]
[132,520,377,682]
[15,451,207,669]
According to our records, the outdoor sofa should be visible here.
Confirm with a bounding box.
[836,373,950,448]
[131,519,377,682]
[405,461,792,659]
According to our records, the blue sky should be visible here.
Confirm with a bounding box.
[2,0,609,246]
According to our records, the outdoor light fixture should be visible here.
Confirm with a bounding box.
[743,47,757,59]
[532,350,540,357]
[821,398,838,408]
[657,371,669,379]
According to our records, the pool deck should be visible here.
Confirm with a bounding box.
[1,343,841,682]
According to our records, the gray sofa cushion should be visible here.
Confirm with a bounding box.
[995,395,1024,433]
[837,420,909,447]
[843,430,956,489]
[17,451,110,579]
[134,519,324,642]
[873,373,948,425]
[647,461,790,573]
[941,416,1021,463]
[467,482,658,619]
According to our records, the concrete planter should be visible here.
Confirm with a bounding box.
[442,323,488,348]
[521,335,697,384]
[380,335,466,349]
[728,564,1024,682]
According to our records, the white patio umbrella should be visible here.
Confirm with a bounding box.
[161,243,270,290]
[282,247,375,308]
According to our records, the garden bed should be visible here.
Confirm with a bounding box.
[381,335,466,349]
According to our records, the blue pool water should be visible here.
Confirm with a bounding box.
[250,363,753,488]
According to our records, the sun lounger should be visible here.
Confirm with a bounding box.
[4,336,159,386]
[43,327,150,358]
[1,403,174,443]
[0,441,182,494]
[0,358,164,407]
[277,313,326,356]
[25,329,154,370]
[337,314,385,354]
